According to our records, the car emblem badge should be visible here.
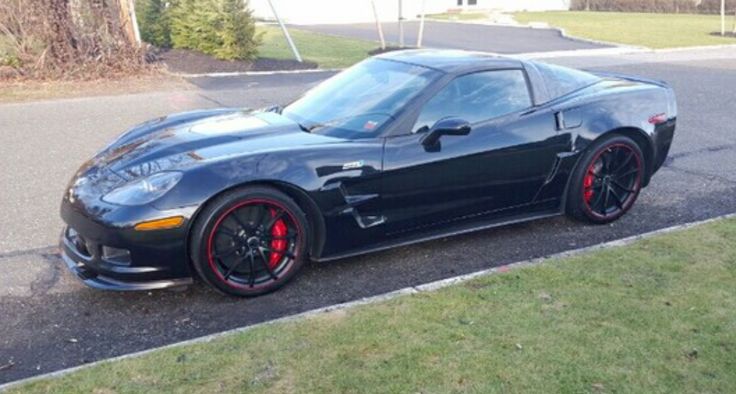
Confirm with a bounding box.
[342,160,365,170]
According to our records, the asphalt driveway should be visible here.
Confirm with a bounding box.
[294,21,609,53]
[1,48,736,384]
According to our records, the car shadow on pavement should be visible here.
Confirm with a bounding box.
[3,175,736,384]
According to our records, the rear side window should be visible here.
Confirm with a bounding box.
[414,69,532,132]
[533,61,600,99]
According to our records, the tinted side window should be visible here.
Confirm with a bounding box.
[533,61,600,99]
[414,70,532,132]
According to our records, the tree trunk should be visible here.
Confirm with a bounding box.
[40,0,78,64]
[118,0,141,47]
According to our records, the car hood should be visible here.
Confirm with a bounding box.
[84,109,341,182]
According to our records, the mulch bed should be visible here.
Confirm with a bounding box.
[152,48,318,74]
[368,46,413,56]
[708,31,736,38]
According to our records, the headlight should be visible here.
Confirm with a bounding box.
[102,172,183,206]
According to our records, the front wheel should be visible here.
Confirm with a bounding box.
[190,186,308,297]
[567,135,645,224]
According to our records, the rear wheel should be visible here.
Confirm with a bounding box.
[190,186,308,297]
[567,135,644,224]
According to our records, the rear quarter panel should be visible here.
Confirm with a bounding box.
[555,77,676,184]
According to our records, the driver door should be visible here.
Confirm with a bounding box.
[380,69,570,235]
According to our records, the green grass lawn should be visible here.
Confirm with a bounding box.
[256,25,377,69]
[11,218,736,393]
[515,11,736,48]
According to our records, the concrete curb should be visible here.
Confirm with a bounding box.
[171,46,645,78]
[2,212,735,392]
[651,43,736,52]
[170,68,341,79]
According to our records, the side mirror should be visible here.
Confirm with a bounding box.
[262,105,283,113]
[421,117,471,148]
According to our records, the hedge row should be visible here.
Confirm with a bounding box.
[571,0,736,14]
[137,0,260,61]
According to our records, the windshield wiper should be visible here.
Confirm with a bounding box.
[296,122,326,133]
[296,122,311,133]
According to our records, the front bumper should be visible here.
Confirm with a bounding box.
[60,228,192,290]
[60,199,194,291]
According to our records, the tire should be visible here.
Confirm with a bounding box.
[189,186,309,297]
[567,135,645,224]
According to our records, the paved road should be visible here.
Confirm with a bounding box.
[295,21,608,53]
[2,48,736,384]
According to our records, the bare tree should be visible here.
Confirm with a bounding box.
[1,0,147,79]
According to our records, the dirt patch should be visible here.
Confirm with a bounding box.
[0,74,192,104]
[155,48,318,74]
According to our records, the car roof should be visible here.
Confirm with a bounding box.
[375,49,524,73]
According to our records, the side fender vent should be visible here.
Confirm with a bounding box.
[556,108,582,130]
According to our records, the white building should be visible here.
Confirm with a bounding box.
[249,0,570,25]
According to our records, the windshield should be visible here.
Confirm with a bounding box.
[282,58,441,138]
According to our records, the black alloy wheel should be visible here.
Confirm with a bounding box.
[190,186,308,297]
[568,135,644,224]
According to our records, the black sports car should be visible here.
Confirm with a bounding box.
[60,50,677,296]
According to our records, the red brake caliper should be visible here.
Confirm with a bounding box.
[268,209,287,268]
[583,169,595,203]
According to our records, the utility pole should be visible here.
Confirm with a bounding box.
[417,0,426,47]
[371,0,386,50]
[398,0,404,47]
[721,0,726,36]
[267,0,302,62]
